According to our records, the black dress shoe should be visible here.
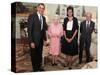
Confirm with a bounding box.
[86,59,93,63]
[62,63,67,67]
[39,68,45,71]
[95,59,97,62]
[33,70,39,72]
[68,67,72,70]
[79,61,82,64]
[52,63,57,66]
[86,57,93,63]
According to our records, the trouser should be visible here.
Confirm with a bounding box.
[30,39,43,71]
[79,38,91,63]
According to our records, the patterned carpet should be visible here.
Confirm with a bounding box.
[15,44,97,73]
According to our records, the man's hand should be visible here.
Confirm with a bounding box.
[31,42,35,48]
[44,40,49,46]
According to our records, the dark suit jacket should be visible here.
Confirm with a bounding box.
[80,20,95,41]
[28,12,47,47]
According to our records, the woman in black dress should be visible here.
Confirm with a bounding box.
[61,6,78,69]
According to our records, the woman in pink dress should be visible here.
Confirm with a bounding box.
[48,15,63,66]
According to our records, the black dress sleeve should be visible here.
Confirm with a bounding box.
[63,18,67,31]
[73,17,79,39]
[80,22,82,33]
[28,14,34,43]
[74,17,78,30]
[43,16,48,41]
[72,17,78,33]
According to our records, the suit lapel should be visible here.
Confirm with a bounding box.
[42,16,45,29]
[84,20,86,30]
[36,13,41,24]
[35,13,41,29]
[90,21,92,28]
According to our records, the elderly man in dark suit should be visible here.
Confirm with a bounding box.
[79,12,95,64]
[28,3,47,72]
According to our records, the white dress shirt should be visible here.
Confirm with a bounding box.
[37,12,43,30]
[66,20,73,31]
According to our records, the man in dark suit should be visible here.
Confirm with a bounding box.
[79,12,95,64]
[28,3,47,72]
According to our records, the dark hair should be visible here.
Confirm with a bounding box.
[37,3,45,9]
[67,6,74,16]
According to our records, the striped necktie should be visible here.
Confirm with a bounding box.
[86,21,90,30]
[40,16,43,30]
